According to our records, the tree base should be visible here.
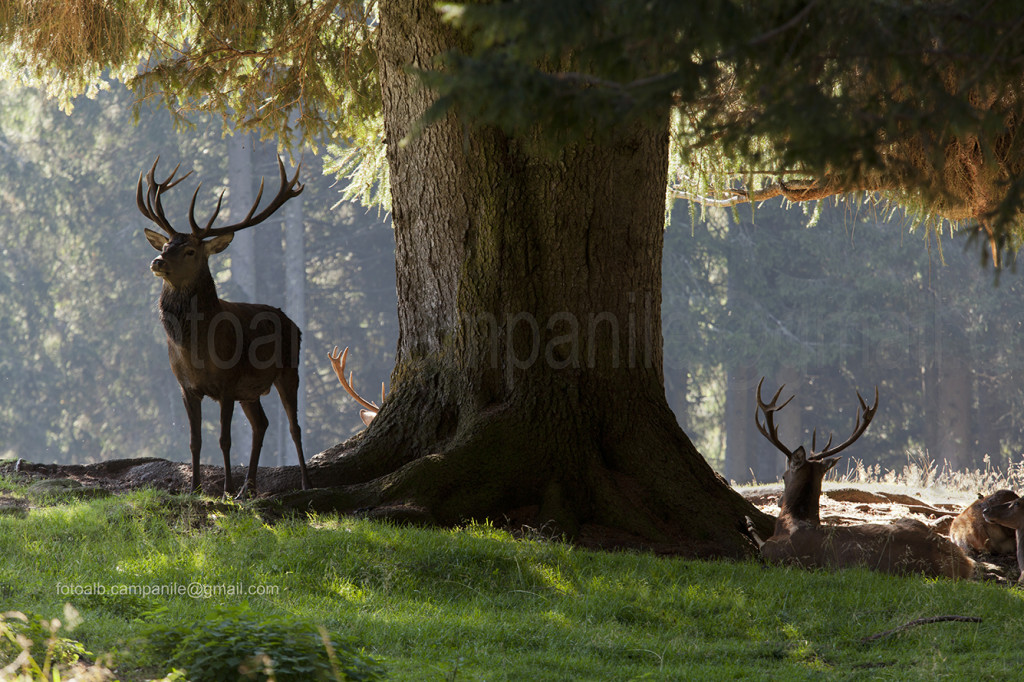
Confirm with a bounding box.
[5,411,774,559]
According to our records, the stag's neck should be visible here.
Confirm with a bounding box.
[158,271,222,347]
[780,479,824,526]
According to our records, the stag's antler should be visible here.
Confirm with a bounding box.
[189,156,304,239]
[137,157,193,236]
[328,346,386,427]
[755,377,796,458]
[809,386,878,459]
[755,377,878,462]
[138,156,302,240]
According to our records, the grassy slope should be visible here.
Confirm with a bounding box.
[0,484,1022,681]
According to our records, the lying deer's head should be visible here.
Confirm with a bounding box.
[756,378,878,524]
[982,495,1024,531]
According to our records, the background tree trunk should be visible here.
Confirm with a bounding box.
[725,363,757,485]
[227,133,256,460]
[228,134,257,300]
[300,0,771,556]
[282,154,307,468]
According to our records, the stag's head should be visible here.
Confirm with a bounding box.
[755,378,878,524]
[138,157,303,290]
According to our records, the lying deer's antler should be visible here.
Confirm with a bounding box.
[755,377,878,462]
[809,386,879,459]
[755,377,796,458]
[328,346,386,427]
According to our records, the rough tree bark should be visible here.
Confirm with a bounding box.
[288,0,771,557]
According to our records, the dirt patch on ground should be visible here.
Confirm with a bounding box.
[1,457,306,497]
[745,484,965,533]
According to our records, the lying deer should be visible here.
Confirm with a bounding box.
[328,346,385,426]
[746,379,974,579]
[139,157,311,496]
[981,494,1024,585]
[950,489,1019,555]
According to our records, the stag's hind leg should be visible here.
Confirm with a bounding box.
[236,398,269,498]
[275,369,310,490]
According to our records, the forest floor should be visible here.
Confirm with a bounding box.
[2,454,1015,566]
[2,457,1024,679]
[0,456,1004,530]
[0,454,995,524]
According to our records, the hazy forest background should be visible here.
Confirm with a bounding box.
[2,80,1022,486]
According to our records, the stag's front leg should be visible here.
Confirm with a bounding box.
[218,399,235,495]
[746,516,766,550]
[236,399,268,498]
[182,390,204,493]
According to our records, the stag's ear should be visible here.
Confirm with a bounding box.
[788,446,807,469]
[822,456,841,474]
[145,228,168,251]
[205,233,234,255]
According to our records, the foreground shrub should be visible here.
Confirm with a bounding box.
[142,605,386,682]
[0,605,106,680]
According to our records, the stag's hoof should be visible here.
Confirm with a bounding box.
[234,481,257,499]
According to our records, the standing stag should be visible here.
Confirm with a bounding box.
[139,156,311,496]
[746,379,974,579]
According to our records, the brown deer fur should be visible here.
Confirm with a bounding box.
[981,495,1024,584]
[747,381,974,580]
[949,489,1019,555]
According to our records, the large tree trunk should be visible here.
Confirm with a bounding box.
[295,0,771,557]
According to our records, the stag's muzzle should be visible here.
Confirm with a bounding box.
[150,257,168,277]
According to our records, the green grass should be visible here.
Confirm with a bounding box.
[0,483,1022,680]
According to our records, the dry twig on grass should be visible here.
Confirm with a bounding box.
[861,615,982,643]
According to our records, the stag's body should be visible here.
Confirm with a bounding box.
[758,507,975,580]
[140,157,311,496]
[950,489,1019,555]
[981,495,1024,584]
[748,380,973,580]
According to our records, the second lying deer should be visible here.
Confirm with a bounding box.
[950,489,1019,555]
[981,495,1024,585]
[746,379,974,580]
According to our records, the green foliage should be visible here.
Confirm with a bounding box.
[424,1,1024,256]
[6,0,1024,242]
[142,604,385,682]
[0,606,90,677]
[0,1,381,145]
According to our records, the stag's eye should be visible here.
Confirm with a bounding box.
[185,248,196,256]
